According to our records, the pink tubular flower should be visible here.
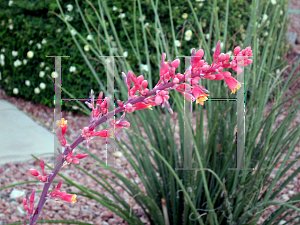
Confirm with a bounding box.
[85,90,102,121]
[56,118,67,147]
[224,76,243,94]
[57,118,67,135]
[213,40,221,61]
[124,103,135,113]
[192,85,209,105]
[61,193,77,203]
[82,127,114,138]
[176,83,195,102]
[86,90,109,116]
[191,49,204,68]
[94,129,114,137]
[65,150,89,164]
[159,53,168,78]
[29,158,48,182]
[75,153,89,159]
[227,45,253,74]
[133,102,153,111]
[23,189,35,216]
[30,169,39,176]
[154,90,169,105]
[107,118,131,140]
[157,53,181,84]
[109,119,130,129]
[49,180,77,203]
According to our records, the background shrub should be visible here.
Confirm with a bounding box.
[0,0,289,114]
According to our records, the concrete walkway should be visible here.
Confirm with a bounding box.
[0,99,54,166]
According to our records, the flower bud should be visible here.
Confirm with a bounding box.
[57,180,63,190]
[236,66,243,74]
[226,54,230,61]
[214,74,224,80]
[247,59,253,65]
[141,80,148,88]
[41,176,47,182]
[72,159,80,164]
[137,75,144,83]
[40,158,45,176]
[202,65,210,72]
[97,92,103,105]
[218,53,226,62]
[198,60,205,67]
[171,59,180,69]
[117,100,124,108]
[30,189,35,204]
[223,71,231,77]
[234,46,240,55]
[191,78,198,86]
[75,153,89,159]
[176,73,184,80]
[213,41,221,59]
[173,78,179,84]
[231,61,237,68]
[164,72,170,80]
[155,95,163,105]
[194,49,204,64]
[30,169,39,176]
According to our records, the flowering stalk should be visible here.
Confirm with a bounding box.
[26,41,252,224]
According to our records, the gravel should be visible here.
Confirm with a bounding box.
[1,85,300,224]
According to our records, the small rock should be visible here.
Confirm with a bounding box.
[102,210,113,220]
[108,218,119,224]
[296,36,300,45]
[114,151,123,158]
[102,222,109,225]
[115,186,123,193]
[282,194,289,201]
[140,216,148,223]
[288,190,294,195]
[279,220,287,225]
[286,32,297,45]
[16,206,25,215]
[287,184,294,188]
[81,205,92,215]
[9,189,26,199]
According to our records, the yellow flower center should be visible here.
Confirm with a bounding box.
[71,195,77,203]
[61,118,67,126]
[232,83,242,94]
[196,95,208,105]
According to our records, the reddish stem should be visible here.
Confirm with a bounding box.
[29,76,184,224]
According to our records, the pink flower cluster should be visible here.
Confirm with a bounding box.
[48,180,77,203]
[23,189,35,216]
[29,158,48,182]
[24,40,253,224]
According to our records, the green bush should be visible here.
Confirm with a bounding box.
[0,0,289,114]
